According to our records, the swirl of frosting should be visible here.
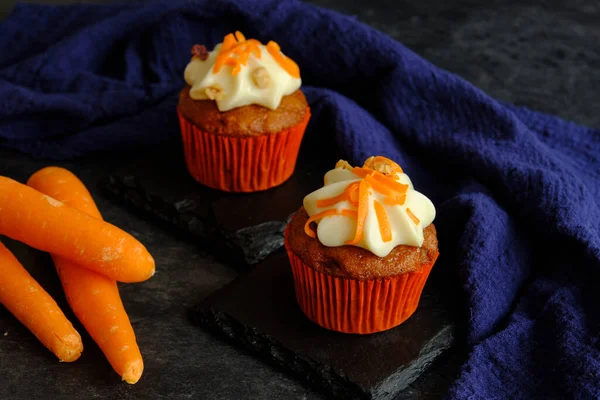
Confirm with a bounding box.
[184,31,301,112]
[303,157,436,257]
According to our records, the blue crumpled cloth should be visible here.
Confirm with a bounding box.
[1,0,599,397]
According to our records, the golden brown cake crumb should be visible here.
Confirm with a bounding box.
[177,86,308,136]
[286,207,439,280]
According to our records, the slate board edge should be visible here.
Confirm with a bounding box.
[191,305,369,400]
[191,303,456,400]
[97,174,286,265]
[372,324,455,400]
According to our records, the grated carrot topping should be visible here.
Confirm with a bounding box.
[345,182,360,206]
[221,33,237,51]
[266,41,300,78]
[345,181,371,245]
[351,167,373,178]
[384,194,406,206]
[315,181,362,209]
[406,208,420,225]
[304,209,357,238]
[316,191,347,208]
[339,209,359,218]
[234,31,246,42]
[213,32,262,75]
[364,172,408,207]
[212,33,299,78]
[373,200,392,242]
[372,173,408,194]
[364,173,393,196]
[304,209,338,238]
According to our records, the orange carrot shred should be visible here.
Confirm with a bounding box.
[384,194,406,206]
[346,182,360,206]
[406,208,420,225]
[351,167,373,178]
[316,191,347,208]
[373,200,392,242]
[304,209,358,238]
[340,209,359,219]
[365,173,393,196]
[221,33,237,51]
[345,181,371,245]
[213,34,262,75]
[373,173,408,194]
[266,40,300,78]
[304,209,339,238]
[234,31,246,42]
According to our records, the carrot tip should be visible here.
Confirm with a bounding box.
[122,358,144,384]
[55,333,83,363]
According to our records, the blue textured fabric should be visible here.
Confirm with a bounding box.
[1,1,599,397]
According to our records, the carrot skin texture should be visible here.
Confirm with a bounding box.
[0,176,155,283]
[0,240,83,362]
[28,167,144,384]
[54,258,144,383]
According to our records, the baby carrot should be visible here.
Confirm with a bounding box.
[0,239,83,362]
[0,176,155,283]
[28,167,144,384]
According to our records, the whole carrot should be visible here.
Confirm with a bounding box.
[0,240,83,362]
[28,167,144,384]
[0,176,154,283]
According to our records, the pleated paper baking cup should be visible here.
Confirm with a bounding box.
[178,108,310,192]
[284,232,437,334]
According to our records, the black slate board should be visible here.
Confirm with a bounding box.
[99,138,339,265]
[191,251,454,400]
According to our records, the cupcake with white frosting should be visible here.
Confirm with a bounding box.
[284,156,439,334]
[177,31,310,192]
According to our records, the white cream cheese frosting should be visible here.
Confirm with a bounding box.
[184,32,301,112]
[303,157,436,257]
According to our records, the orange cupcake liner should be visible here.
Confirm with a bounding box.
[284,231,438,334]
[178,108,310,192]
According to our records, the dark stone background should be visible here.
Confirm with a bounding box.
[0,1,598,399]
[305,0,600,129]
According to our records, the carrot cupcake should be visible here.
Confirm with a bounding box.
[284,156,438,334]
[178,31,311,192]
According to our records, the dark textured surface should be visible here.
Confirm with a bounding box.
[1,0,598,399]
[305,0,600,130]
[192,251,454,400]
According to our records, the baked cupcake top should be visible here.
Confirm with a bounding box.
[184,31,301,112]
[303,157,436,257]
